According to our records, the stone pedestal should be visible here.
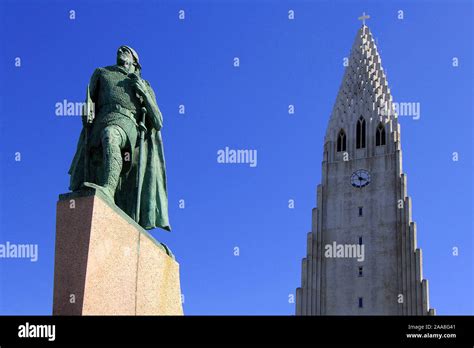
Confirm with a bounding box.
[53,189,183,315]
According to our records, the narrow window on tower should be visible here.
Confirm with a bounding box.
[376,123,386,146]
[356,116,366,149]
[336,129,346,152]
[358,236,363,245]
[358,267,363,277]
[358,207,363,216]
[358,297,363,308]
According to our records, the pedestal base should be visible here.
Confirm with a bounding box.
[53,189,183,315]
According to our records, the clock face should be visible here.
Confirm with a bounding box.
[351,169,371,188]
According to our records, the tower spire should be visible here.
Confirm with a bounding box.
[324,22,395,145]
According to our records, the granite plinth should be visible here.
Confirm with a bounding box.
[53,189,183,315]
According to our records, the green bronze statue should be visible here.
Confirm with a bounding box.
[68,46,171,231]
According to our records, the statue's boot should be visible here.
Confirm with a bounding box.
[82,182,115,204]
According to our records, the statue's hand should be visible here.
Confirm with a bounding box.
[134,79,149,99]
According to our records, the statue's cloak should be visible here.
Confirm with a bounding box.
[68,67,170,231]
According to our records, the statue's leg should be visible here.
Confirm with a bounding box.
[99,125,126,199]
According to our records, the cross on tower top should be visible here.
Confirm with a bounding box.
[358,12,370,26]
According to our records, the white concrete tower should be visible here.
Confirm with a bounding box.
[296,23,435,315]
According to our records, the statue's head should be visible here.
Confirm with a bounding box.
[117,45,141,73]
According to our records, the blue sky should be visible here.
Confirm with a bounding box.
[0,0,472,315]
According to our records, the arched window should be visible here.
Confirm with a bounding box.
[337,129,346,152]
[376,123,386,146]
[356,116,366,149]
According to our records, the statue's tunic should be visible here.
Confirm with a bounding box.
[68,65,171,231]
[89,65,140,158]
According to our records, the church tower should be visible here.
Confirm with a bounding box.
[295,21,435,315]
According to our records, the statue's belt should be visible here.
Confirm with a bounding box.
[98,104,138,126]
